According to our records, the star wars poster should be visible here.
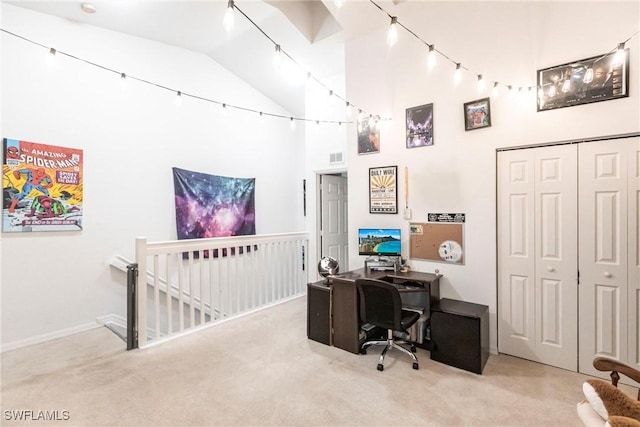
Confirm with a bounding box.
[3,138,83,232]
[172,167,255,256]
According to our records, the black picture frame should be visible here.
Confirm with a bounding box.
[537,49,630,112]
[406,103,434,148]
[463,98,491,131]
[369,165,397,214]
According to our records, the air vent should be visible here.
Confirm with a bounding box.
[329,152,344,164]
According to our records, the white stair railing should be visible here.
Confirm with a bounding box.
[135,232,309,348]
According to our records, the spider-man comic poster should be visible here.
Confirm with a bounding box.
[172,167,255,258]
[2,138,83,232]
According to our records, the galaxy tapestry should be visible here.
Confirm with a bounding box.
[172,167,255,253]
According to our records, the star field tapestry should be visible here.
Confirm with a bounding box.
[172,167,255,257]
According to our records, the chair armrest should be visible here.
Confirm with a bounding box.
[593,357,640,399]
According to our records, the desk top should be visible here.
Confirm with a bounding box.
[328,268,440,284]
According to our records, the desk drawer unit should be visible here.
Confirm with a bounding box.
[307,282,332,346]
[430,298,489,374]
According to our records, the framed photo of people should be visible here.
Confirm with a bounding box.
[463,98,491,131]
[405,103,434,148]
[369,165,397,214]
[357,117,380,155]
[537,49,629,111]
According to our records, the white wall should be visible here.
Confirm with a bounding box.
[0,5,305,348]
[343,1,640,353]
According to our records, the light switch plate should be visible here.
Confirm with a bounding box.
[403,208,412,220]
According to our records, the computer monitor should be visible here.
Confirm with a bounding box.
[358,228,401,256]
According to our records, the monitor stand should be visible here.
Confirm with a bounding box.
[365,255,400,271]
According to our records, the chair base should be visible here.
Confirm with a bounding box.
[361,329,418,371]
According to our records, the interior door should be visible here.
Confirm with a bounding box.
[498,144,578,370]
[578,138,638,375]
[320,174,348,270]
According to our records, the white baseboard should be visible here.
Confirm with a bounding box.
[1,321,102,353]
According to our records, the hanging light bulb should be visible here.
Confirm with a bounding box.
[259,111,264,123]
[491,82,499,98]
[427,44,436,70]
[45,47,56,68]
[508,85,514,96]
[120,72,127,89]
[290,117,296,130]
[477,74,486,93]
[345,101,352,118]
[273,44,282,69]
[223,0,235,32]
[612,42,626,67]
[220,103,227,116]
[175,91,182,107]
[387,17,398,47]
[453,63,462,85]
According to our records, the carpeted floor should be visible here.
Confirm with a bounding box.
[0,296,617,426]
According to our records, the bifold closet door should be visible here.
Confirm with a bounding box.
[578,138,639,375]
[498,145,578,371]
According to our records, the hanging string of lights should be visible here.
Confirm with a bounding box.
[367,0,638,99]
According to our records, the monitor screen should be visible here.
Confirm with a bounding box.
[358,228,401,256]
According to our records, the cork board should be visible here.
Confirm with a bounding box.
[409,222,464,265]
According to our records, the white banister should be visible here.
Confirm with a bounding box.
[135,232,309,348]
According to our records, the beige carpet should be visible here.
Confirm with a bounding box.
[0,296,622,426]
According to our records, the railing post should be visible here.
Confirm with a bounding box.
[135,237,148,347]
[126,263,138,350]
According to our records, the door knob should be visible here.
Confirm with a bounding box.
[603,272,612,278]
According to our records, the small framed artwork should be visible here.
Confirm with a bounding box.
[463,97,491,131]
[406,103,434,148]
[369,165,397,214]
[357,117,380,155]
[537,49,630,111]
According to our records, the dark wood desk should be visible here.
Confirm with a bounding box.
[327,268,441,354]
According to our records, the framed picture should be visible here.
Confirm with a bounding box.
[537,49,629,111]
[406,103,433,148]
[463,97,491,131]
[369,165,397,214]
[357,117,380,155]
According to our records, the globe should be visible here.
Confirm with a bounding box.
[318,256,339,279]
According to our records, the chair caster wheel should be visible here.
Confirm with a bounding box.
[377,364,384,371]
[413,362,419,370]
[360,348,367,355]
[411,345,417,353]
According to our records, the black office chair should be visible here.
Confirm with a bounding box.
[355,278,420,371]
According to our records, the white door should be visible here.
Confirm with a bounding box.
[320,174,348,270]
[498,144,578,370]
[578,138,639,375]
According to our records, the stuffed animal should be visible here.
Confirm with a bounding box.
[582,379,640,426]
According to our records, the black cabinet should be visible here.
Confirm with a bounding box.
[430,298,489,374]
[307,282,332,345]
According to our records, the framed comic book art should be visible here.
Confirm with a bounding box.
[537,49,629,111]
[3,138,83,232]
[464,98,491,131]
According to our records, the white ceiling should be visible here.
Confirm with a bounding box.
[3,1,639,118]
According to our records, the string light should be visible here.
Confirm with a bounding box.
[427,44,436,70]
[387,16,398,47]
[120,72,127,89]
[175,91,182,107]
[477,74,485,93]
[45,47,56,67]
[491,82,499,98]
[223,0,235,32]
[290,117,296,130]
[454,63,462,85]
[345,101,352,118]
[273,44,282,69]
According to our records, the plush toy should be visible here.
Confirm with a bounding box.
[583,379,640,425]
